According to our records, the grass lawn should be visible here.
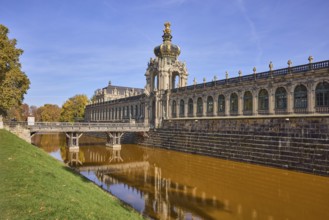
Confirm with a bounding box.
[0,129,144,220]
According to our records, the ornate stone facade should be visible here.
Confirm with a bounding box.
[92,81,143,103]
[85,23,329,128]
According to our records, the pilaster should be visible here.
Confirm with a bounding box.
[238,93,243,116]
[184,100,188,117]
[287,86,294,114]
[268,89,275,115]
[253,91,258,116]
[225,95,230,116]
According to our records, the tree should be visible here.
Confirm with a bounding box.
[60,94,89,122]
[36,104,61,122]
[7,103,30,121]
[0,24,30,116]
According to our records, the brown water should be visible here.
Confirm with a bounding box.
[33,134,329,220]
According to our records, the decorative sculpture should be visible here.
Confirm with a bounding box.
[269,61,273,71]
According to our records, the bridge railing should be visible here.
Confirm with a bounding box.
[3,121,150,131]
[31,122,148,127]
[28,122,150,132]
[3,121,29,128]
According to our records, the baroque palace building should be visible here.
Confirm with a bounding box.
[85,22,329,128]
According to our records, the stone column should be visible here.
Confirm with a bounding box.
[144,102,149,125]
[287,86,294,114]
[308,82,315,113]
[193,98,197,117]
[166,93,169,119]
[238,93,243,116]
[268,89,275,115]
[225,95,230,116]
[155,95,159,127]
[184,99,188,117]
[213,96,218,116]
[168,100,172,119]
[202,98,206,117]
[253,91,258,116]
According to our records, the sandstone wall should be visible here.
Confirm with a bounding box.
[137,117,329,176]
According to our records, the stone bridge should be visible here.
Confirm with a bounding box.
[6,121,150,148]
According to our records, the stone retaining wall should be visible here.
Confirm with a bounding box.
[136,117,329,176]
[3,125,31,143]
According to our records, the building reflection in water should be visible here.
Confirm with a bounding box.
[35,134,329,220]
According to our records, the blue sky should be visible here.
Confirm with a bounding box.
[1,0,328,107]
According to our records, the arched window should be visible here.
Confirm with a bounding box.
[218,95,225,113]
[258,89,269,111]
[275,87,287,109]
[172,73,179,89]
[197,97,203,115]
[179,100,185,116]
[230,93,238,113]
[172,100,177,117]
[243,91,253,112]
[188,98,193,115]
[207,96,214,114]
[316,82,329,107]
[294,85,308,108]
[153,74,158,91]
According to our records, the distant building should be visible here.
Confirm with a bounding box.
[85,22,329,128]
[92,81,143,103]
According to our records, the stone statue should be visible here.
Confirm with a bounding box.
[269,61,273,71]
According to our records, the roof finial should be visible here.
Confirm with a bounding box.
[162,22,172,42]
[164,22,171,34]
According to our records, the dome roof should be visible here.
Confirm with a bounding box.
[154,22,181,59]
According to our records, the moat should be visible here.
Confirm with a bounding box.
[34,134,329,220]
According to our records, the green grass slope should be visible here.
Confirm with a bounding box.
[0,129,144,220]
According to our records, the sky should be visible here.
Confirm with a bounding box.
[1,0,329,107]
